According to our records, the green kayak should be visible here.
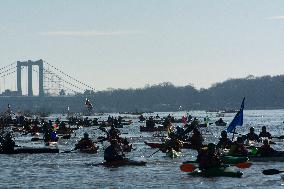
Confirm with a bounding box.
[184,156,248,165]
[188,167,243,178]
[221,156,249,164]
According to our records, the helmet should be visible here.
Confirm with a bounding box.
[84,132,89,138]
[221,130,227,137]
[207,143,216,150]
[237,136,243,143]
[249,127,255,132]
[262,126,266,131]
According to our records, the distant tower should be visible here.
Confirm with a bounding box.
[17,59,44,97]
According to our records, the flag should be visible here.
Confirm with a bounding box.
[227,97,245,133]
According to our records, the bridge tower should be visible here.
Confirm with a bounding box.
[17,59,44,97]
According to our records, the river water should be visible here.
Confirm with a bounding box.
[0,110,284,188]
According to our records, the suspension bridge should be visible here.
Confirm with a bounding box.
[0,59,95,97]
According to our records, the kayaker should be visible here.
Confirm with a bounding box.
[164,134,183,152]
[228,136,248,156]
[215,118,226,126]
[139,114,145,122]
[146,116,155,128]
[257,139,276,157]
[75,132,97,150]
[92,118,99,126]
[245,127,260,142]
[190,128,204,150]
[175,126,185,140]
[258,126,272,139]
[121,138,133,152]
[0,133,15,153]
[104,140,124,162]
[108,125,121,140]
[197,143,221,170]
[216,131,232,149]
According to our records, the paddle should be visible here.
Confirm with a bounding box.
[262,169,284,175]
[148,149,160,158]
[272,135,284,140]
[31,138,44,141]
[61,149,77,153]
[180,164,197,172]
[180,162,252,172]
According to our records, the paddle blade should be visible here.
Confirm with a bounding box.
[180,164,197,172]
[235,162,252,169]
[263,169,283,175]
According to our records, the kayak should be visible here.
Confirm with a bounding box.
[144,141,203,150]
[223,152,284,162]
[166,149,181,158]
[140,126,167,132]
[188,167,243,178]
[184,156,248,165]
[144,141,165,149]
[248,155,284,162]
[221,156,249,164]
[45,141,58,146]
[78,146,99,154]
[215,121,227,126]
[0,147,59,154]
[91,159,147,167]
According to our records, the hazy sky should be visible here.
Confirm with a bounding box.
[1,0,284,93]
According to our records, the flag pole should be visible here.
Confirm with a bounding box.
[232,128,236,141]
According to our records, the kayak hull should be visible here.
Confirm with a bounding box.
[221,156,249,164]
[189,168,243,178]
[248,155,284,162]
[92,160,147,167]
[222,153,284,162]
[0,148,59,154]
[140,126,167,132]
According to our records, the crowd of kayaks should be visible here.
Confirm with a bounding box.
[0,111,283,179]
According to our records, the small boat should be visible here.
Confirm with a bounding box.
[184,156,248,165]
[223,152,284,162]
[188,167,243,178]
[78,146,99,154]
[45,141,58,146]
[90,159,147,167]
[0,147,59,154]
[248,154,284,162]
[215,121,227,126]
[140,126,167,132]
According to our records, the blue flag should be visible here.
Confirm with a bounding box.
[227,97,245,133]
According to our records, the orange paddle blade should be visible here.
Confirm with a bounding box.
[180,164,197,172]
[235,162,252,169]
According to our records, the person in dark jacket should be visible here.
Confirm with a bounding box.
[104,140,124,162]
[217,131,232,149]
